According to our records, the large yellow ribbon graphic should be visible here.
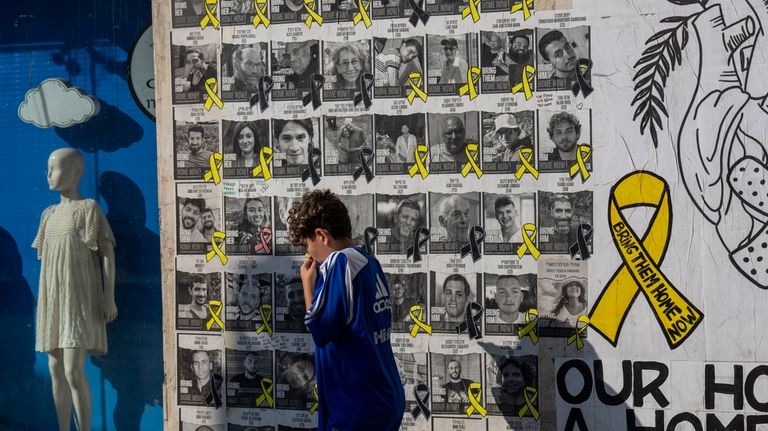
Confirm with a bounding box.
[515,148,539,180]
[465,382,487,417]
[310,384,319,413]
[304,0,323,28]
[408,144,429,179]
[461,0,481,22]
[516,223,540,259]
[458,66,481,101]
[406,72,428,104]
[518,386,539,420]
[589,171,704,349]
[203,152,223,185]
[251,147,273,180]
[569,145,592,182]
[252,0,270,28]
[510,0,534,20]
[206,231,229,265]
[517,308,539,344]
[203,77,224,111]
[511,64,535,100]
[206,299,225,330]
[255,304,273,336]
[460,143,483,178]
[566,315,589,350]
[255,378,274,407]
[353,0,372,28]
[409,305,432,337]
[199,0,220,29]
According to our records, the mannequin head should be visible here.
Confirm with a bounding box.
[47,148,84,192]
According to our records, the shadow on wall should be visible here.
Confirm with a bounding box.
[478,334,630,430]
[55,100,144,153]
[89,171,163,431]
[0,226,58,430]
[51,47,128,80]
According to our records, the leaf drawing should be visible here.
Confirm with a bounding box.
[631,14,698,147]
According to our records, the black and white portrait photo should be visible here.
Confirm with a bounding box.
[429,272,481,333]
[224,196,273,255]
[376,193,428,255]
[172,43,219,104]
[374,113,426,175]
[271,41,321,101]
[430,352,482,414]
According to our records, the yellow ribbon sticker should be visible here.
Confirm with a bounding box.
[310,383,319,414]
[409,305,433,338]
[518,386,540,420]
[511,64,535,100]
[255,378,274,407]
[515,147,539,180]
[206,231,229,265]
[203,152,223,185]
[589,171,704,349]
[206,299,225,330]
[255,304,273,336]
[517,308,539,344]
[252,0,270,28]
[569,145,592,182]
[566,315,590,350]
[460,143,483,178]
[461,0,481,22]
[516,223,540,260]
[465,382,487,417]
[304,0,323,28]
[203,77,224,111]
[353,0,372,28]
[408,144,429,179]
[199,0,220,29]
[251,147,273,180]
[458,66,481,101]
[406,72,428,104]
[510,0,534,20]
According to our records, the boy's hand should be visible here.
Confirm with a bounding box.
[300,257,318,311]
[300,257,317,287]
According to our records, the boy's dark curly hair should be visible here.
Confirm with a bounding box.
[287,189,352,246]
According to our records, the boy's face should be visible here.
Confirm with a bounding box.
[304,233,333,264]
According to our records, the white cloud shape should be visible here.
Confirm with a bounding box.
[18,78,100,128]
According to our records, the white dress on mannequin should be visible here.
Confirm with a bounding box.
[33,199,115,355]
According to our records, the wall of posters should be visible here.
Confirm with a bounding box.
[153,0,768,429]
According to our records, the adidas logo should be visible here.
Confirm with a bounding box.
[373,275,391,314]
[375,275,389,299]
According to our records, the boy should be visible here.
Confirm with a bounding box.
[288,189,405,430]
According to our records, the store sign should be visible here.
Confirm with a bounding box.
[128,23,155,121]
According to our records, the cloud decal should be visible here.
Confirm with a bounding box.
[18,78,100,128]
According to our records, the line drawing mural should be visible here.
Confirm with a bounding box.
[632,0,768,289]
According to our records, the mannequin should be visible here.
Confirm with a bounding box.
[33,148,117,431]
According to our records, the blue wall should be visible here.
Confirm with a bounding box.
[0,2,163,430]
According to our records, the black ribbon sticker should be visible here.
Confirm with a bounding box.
[455,301,483,340]
[406,227,430,263]
[407,0,430,27]
[353,72,374,109]
[363,227,378,254]
[459,225,485,262]
[249,76,273,112]
[352,148,375,183]
[569,223,593,261]
[302,73,325,110]
[571,58,594,98]
[301,143,322,186]
[410,383,431,420]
